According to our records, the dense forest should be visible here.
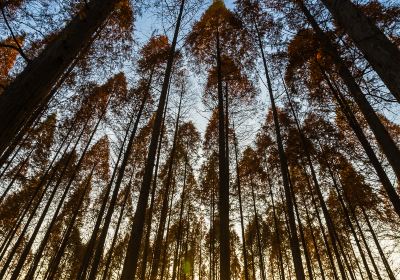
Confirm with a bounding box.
[0,0,400,279]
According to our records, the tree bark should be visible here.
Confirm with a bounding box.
[0,0,119,157]
[120,1,185,277]
[318,0,400,102]
[318,65,400,217]
[216,23,231,280]
[150,89,184,280]
[139,91,170,280]
[297,0,400,184]
[256,23,305,280]
[232,125,250,280]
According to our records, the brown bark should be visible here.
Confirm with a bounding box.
[297,0,400,185]
[120,1,185,277]
[216,25,230,280]
[255,22,305,280]
[232,125,250,280]
[0,0,119,156]
[318,0,400,102]
[150,89,184,280]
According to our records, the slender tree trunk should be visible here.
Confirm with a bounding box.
[303,167,339,280]
[43,168,97,280]
[317,0,400,101]
[140,89,170,280]
[300,190,327,280]
[172,145,189,280]
[317,65,400,217]
[87,72,154,280]
[291,182,314,280]
[215,22,230,280]
[150,89,184,280]
[360,206,396,280]
[325,163,374,280]
[283,78,352,280]
[0,117,89,279]
[255,23,305,280]
[76,106,137,280]
[120,1,185,278]
[159,171,178,280]
[250,179,267,280]
[0,148,33,204]
[264,164,286,280]
[10,104,107,280]
[100,183,131,280]
[232,124,250,280]
[0,0,119,156]
[0,116,77,256]
[296,0,400,184]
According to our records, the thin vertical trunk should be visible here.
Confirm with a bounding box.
[100,183,131,280]
[255,23,305,280]
[296,0,400,185]
[317,65,400,217]
[76,106,137,280]
[172,145,189,280]
[0,148,33,204]
[300,190,327,280]
[43,168,97,280]
[0,0,119,156]
[360,206,396,280]
[265,164,285,280]
[10,104,107,280]
[120,1,185,277]
[317,0,400,101]
[292,183,314,280]
[216,23,230,280]
[250,179,267,280]
[150,89,184,280]
[43,168,94,280]
[86,72,154,280]
[159,172,178,280]
[283,78,351,280]
[140,89,170,280]
[325,162,374,280]
[0,118,89,279]
[232,124,250,280]
[303,167,339,280]
[0,117,78,256]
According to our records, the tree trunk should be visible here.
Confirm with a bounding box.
[150,89,184,280]
[10,105,106,280]
[297,1,400,184]
[172,144,189,280]
[300,190,327,280]
[291,182,314,280]
[325,162,374,280]
[318,65,400,217]
[0,117,89,279]
[0,0,119,156]
[360,206,396,280]
[139,91,170,280]
[120,1,185,278]
[232,125,250,280]
[43,168,97,280]
[255,23,305,280]
[317,0,400,102]
[100,183,131,280]
[250,179,267,280]
[86,72,153,280]
[76,107,137,280]
[215,23,230,280]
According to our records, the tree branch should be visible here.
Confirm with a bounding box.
[1,6,30,62]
